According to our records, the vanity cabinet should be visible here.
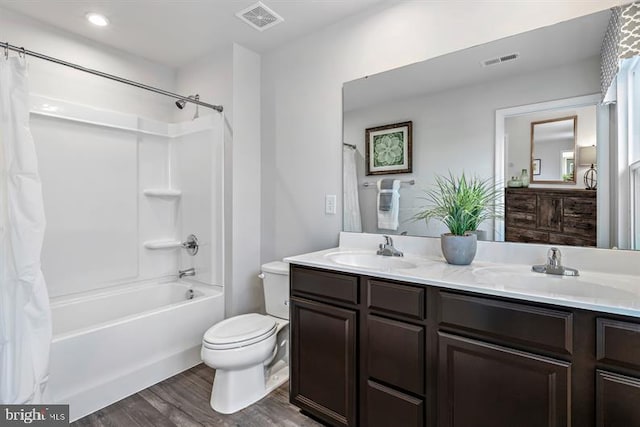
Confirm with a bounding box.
[505,187,596,246]
[289,264,640,427]
[289,266,359,427]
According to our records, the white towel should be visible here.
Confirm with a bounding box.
[377,179,401,230]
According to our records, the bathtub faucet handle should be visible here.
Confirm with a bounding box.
[178,268,196,279]
[181,234,199,256]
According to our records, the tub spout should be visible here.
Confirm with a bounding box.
[179,268,196,279]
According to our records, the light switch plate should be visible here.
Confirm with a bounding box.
[325,194,337,214]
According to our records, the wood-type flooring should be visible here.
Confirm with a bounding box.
[72,364,323,427]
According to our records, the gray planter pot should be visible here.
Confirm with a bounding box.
[441,233,477,265]
[468,229,488,241]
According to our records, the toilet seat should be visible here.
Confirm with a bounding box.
[203,313,277,350]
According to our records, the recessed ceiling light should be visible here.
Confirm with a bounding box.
[86,12,109,27]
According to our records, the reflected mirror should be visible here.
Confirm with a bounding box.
[342,8,638,250]
[530,116,577,184]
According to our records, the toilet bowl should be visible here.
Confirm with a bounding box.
[201,261,290,414]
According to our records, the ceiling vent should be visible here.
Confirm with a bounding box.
[236,2,284,32]
[481,52,520,67]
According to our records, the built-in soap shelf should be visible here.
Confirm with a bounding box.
[143,240,182,250]
[143,188,182,198]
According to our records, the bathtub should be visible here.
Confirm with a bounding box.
[48,279,224,421]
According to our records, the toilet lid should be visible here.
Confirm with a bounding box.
[203,313,276,347]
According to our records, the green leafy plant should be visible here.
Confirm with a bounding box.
[413,172,503,236]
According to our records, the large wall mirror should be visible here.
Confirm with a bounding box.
[342,8,638,251]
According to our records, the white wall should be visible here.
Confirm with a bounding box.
[229,44,262,315]
[261,0,620,261]
[176,43,262,316]
[344,57,599,237]
[174,45,233,124]
[0,7,176,121]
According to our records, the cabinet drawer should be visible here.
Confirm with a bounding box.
[562,216,596,238]
[367,279,425,320]
[439,292,573,355]
[597,318,640,371]
[291,265,359,305]
[505,211,537,228]
[549,232,596,247]
[564,197,596,219]
[505,226,549,244]
[368,315,425,395]
[367,381,424,427]
[506,193,536,213]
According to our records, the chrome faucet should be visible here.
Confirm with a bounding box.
[178,267,196,279]
[532,247,579,276]
[377,235,404,257]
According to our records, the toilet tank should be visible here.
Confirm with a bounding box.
[261,261,290,320]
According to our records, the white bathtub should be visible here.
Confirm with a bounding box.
[48,279,224,421]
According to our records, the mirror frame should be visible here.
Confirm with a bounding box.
[529,115,578,185]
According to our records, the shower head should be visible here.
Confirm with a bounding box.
[175,94,199,110]
[175,94,200,120]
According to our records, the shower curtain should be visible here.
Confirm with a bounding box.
[0,56,51,403]
[343,145,362,232]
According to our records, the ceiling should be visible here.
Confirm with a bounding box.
[0,0,388,67]
[343,10,610,112]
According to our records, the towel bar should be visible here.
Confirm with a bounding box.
[362,179,415,188]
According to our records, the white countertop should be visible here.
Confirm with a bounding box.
[285,242,640,318]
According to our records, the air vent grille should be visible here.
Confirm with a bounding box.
[236,2,284,32]
[481,52,520,67]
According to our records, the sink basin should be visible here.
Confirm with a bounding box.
[472,266,638,301]
[326,252,418,270]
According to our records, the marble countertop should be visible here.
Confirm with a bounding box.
[285,247,640,318]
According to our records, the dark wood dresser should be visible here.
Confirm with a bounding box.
[505,187,597,246]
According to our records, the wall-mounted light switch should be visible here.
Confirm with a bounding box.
[325,194,337,214]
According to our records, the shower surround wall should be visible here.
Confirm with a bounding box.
[30,95,225,420]
[0,8,228,420]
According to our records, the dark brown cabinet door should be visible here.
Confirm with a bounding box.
[368,315,425,395]
[290,297,357,427]
[438,332,570,427]
[367,381,424,427]
[596,370,640,427]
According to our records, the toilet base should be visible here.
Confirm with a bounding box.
[210,364,266,414]
[265,360,289,395]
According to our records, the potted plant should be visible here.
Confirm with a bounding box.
[413,172,502,265]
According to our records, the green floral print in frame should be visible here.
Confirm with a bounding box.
[365,121,412,175]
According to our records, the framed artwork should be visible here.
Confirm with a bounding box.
[533,158,541,176]
[365,121,412,175]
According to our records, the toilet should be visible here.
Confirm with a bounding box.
[201,261,290,414]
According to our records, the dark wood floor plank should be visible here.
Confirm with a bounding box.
[72,364,322,427]
[138,388,204,427]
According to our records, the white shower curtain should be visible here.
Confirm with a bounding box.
[343,145,362,232]
[0,56,51,404]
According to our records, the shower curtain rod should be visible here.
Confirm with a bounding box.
[1,41,223,113]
